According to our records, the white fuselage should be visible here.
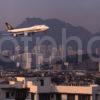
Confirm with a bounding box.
[7,25,49,35]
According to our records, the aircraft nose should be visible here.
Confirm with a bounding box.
[45,26,49,30]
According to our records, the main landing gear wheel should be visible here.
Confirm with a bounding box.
[24,32,28,36]
[13,33,17,37]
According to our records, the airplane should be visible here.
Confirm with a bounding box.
[5,22,49,37]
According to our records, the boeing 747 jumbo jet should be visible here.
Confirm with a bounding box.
[5,22,49,37]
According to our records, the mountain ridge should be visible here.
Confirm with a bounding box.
[0,18,100,53]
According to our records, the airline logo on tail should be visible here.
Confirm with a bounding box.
[5,22,14,30]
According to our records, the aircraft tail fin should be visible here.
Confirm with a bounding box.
[5,22,14,30]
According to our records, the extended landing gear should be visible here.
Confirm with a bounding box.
[12,32,29,37]
[24,32,28,36]
[13,33,17,37]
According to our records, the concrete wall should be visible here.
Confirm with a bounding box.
[55,86,93,94]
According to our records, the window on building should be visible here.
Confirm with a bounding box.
[40,79,44,86]
[78,94,90,100]
[6,92,10,98]
[67,94,75,100]
[95,94,100,100]
[11,92,14,97]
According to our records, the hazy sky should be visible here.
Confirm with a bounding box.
[0,0,100,32]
